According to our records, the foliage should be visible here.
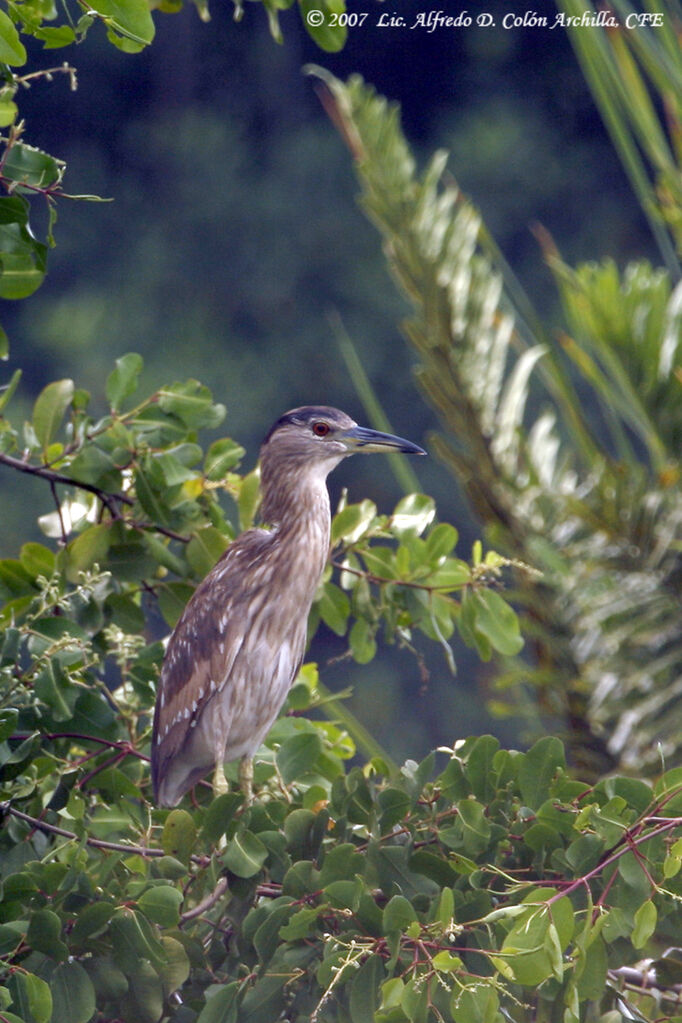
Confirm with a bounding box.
[3,703,682,1022]
[0,358,532,1020]
[311,67,682,778]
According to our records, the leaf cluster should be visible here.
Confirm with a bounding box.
[0,356,556,1022]
[3,715,682,1022]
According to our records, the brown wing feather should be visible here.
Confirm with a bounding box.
[151,528,275,804]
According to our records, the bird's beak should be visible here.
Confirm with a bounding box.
[339,425,426,456]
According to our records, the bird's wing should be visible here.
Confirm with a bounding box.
[151,528,275,801]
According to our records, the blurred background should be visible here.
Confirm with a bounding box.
[0,0,652,760]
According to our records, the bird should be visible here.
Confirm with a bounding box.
[151,405,425,807]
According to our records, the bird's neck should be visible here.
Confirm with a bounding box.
[259,463,333,589]
[260,460,332,543]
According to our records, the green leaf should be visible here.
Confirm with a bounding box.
[632,899,657,949]
[457,797,491,855]
[432,950,462,973]
[161,808,197,863]
[138,885,183,927]
[106,542,157,581]
[465,734,500,802]
[546,921,563,981]
[426,522,459,560]
[467,587,523,656]
[1,144,61,191]
[0,707,18,741]
[0,922,26,956]
[158,379,225,429]
[409,849,457,887]
[159,935,190,996]
[451,984,498,1023]
[65,523,111,580]
[196,983,240,1023]
[501,893,574,987]
[0,368,21,412]
[110,909,165,973]
[278,906,320,941]
[124,959,164,1023]
[49,961,96,1023]
[32,379,74,448]
[34,25,77,47]
[134,465,170,525]
[223,829,268,877]
[378,786,410,829]
[68,444,121,488]
[391,493,436,536]
[157,581,194,627]
[0,11,27,64]
[276,730,323,784]
[204,437,245,480]
[19,542,55,579]
[26,908,68,960]
[331,500,376,544]
[0,211,47,298]
[298,0,347,52]
[186,526,230,577]
[318,581,350,635]
[105,592,145,632]
[519,737,566,810]
[0,226,47,298]
[576,935,608,999]
[24,973,52,1023]
[88,0,155,43]
[106,352,144,410]
[379,978,404,1011]
[428,559,471,589]
[349,953,384,1023]
[70,902,115,946]
[201,792,242,844]
[349,617,377,664]
[33,661,73,722]
[382,894,417,936]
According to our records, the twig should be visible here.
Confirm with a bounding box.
[330,558,460,595]
[0,450,131,512]
[0,802,208,865]
[0,451,190,544]
[546,818,682,906]
[180,877,229,923]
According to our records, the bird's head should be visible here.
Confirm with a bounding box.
[261,406,426,469]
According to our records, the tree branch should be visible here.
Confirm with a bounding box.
[0,802,207,865]
[0,450,132,511]
[0,451,190,544]
[180,877,229,923]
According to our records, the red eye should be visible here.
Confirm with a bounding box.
[312,421,330,437]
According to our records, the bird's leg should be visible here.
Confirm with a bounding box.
[212,760,228,798]
[238,754,254,805]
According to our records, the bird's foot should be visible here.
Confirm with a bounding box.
[238,755,254,806]
[212,762,229,798]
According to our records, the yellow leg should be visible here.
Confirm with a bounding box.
[213,760,228,798]
[238,755,254,805]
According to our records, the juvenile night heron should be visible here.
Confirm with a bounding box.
[151,405,425,806]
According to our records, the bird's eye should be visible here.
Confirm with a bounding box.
[312,421,330,437]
